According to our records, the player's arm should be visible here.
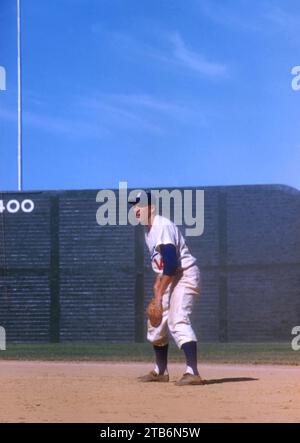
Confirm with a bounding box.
[153,244,178,300]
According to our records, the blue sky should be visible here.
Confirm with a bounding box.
[0,0,299,192]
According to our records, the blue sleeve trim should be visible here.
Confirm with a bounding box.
[159,244,178,276]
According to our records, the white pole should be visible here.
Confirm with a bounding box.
[17,0,22,191]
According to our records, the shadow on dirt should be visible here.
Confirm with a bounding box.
[202,377,258,385]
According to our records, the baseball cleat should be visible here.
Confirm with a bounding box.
[137,370,169,382]
[175,373,204,386]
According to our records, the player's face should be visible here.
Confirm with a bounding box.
[133,204,150,225]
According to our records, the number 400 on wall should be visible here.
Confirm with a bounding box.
[0,199,34,213]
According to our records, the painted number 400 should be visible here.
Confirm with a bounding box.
[0,199,34,213]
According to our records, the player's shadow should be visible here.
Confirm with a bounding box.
[201,377,258,385]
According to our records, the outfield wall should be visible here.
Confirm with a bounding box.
[0,184,300,343]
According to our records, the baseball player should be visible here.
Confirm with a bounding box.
[129,191,203,386]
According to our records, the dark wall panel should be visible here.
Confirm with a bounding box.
[0,185,300,343]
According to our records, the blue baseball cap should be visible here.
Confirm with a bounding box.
[128,191,156,207]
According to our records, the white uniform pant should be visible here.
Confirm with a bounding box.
[147,265,201,349]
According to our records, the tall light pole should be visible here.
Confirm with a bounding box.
[17,0,23,191]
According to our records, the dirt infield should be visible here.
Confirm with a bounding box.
[0,360,299,423]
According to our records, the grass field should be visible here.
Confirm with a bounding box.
[0,342,299,365]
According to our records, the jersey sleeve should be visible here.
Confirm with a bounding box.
[160,244,178,276]
[154,224,177,251]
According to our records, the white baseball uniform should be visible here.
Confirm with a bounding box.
[145,214,201,349]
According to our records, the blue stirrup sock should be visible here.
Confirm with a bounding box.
[153,344,169,375]
[181,341,199,375]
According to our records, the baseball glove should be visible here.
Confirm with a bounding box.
[146,297,163,328]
